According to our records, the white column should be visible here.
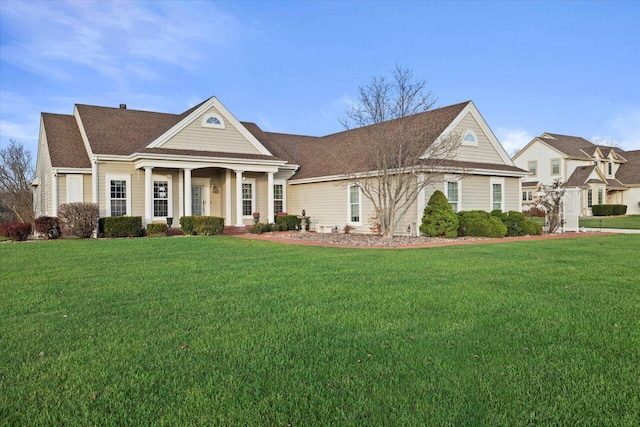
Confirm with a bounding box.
[234,170,244,227]
[92,159,98,204]
[225,169,232,225]
[144,167,153,226]
[178,169,184,219]
[184,168,192,216]
[52,170,58,216]
[267,172,274,224]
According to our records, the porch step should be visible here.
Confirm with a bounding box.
[222,225,250,235]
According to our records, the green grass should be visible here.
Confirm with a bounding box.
[1,236,639,426]
[579,215,640,229]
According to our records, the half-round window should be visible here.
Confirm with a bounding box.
[462,130,478,146]
[202,114,225,129]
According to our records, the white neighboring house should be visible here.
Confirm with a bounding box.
[513,133,640,216]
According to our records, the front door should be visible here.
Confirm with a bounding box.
[192,185,204,215]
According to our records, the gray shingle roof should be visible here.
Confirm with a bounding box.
[41,113,90,168]
[566,165,597,188]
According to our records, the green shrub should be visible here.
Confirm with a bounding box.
[490,210,541,236]
[276,214,301,231]
[34,216,60,239]
[592,204,627,216]
[146,223,169,237]
[521,219,543,236]
[249,222,276,234]
[179,216,195,235]
[58,202,99,238]
[420,190,458,238]
[193,216,224,236]
[457,210,507,238]
[102,216,143,238]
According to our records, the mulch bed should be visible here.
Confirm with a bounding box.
[232,230,613,249]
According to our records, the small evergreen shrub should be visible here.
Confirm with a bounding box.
[490,210,541,236]
[420,190,458,238]
[34,216,61,239]
[457,210,507,238]
[249,222,276,234]
[58,203,99,238]
[1,222,31,241]
[146,223,169,237]
[592,204,627,216]
[179,216,195,235]
[193,216,224,236]
[275,214,301,231]
[103,216,143,238]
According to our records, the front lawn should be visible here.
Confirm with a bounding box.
[579,214,640,229]
[1,236,638,425]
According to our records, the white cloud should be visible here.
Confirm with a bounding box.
[0,0,245,85]
[495,127,534,157]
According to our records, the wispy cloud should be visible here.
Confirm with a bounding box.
[0,0,244,86]
[495,127,534,157]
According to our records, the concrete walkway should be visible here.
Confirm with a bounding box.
[581,228,640,234]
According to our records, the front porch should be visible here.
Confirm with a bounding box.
[137,164,294,227]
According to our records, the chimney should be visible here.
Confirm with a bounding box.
[119,104,127,109]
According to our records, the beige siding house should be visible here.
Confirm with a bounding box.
[33,96,526,235]
[513,133,640,216]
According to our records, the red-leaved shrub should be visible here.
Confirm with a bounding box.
[58,203,99,238]
[1,222,32,241]
[523,206,545,218]
[34,216,61,239]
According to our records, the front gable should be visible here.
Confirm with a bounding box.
[443,103,513,166]
[146,97,272,156]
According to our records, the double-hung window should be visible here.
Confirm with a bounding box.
[348,184,361,224]
[242,182,253,216]
[491,178,504,212]
[587,189,593,207]
[274,183,284,216]
[551,159,561,175]
[106,174,131,217]
[153,180,169,217]
[597,189,603,205]
[447,181,459,212]
[528,161,537,176]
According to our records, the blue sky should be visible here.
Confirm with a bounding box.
[1,0,639,159]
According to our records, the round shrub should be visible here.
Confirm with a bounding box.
[1,222,32,241]
[34,216,61,239]
[457,210,507,238]
[420,190,458,238]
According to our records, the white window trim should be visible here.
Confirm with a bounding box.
[105,173,132,217]
[444,180,462,212]
[201,114,225,129]
[347,183,362,226]
[242,177,256,218]
[152,174,173,221]
[461,129,478,147]
[490,177,505,212]
[273,179,286,215]
[66,174,84,203]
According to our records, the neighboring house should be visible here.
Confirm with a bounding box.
[513,133,640,216]
[33,96,526,235]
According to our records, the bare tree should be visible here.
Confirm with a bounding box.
[0,139,35,223]
[588,137,622,148]
[537,179,566,233]
[338,65,463,238]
